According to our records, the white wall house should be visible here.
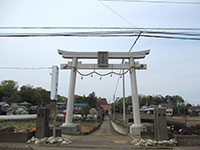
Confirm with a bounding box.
[158,103,173,116]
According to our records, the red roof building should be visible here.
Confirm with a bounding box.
[101,104,111,115]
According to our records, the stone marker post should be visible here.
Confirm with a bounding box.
[154,108,169,141]
[36,107,50,139]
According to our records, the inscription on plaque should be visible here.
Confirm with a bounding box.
[98,51,108,67]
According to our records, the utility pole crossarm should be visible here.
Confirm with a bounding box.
[58,49,150,59]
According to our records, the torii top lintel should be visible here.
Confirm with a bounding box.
[58,49,150,59]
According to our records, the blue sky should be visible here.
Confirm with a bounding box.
[0,0,200,104]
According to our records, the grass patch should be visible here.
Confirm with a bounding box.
[0,122,36,132]
[112,119,127,127]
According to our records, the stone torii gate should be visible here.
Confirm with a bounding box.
[58,49,150,136]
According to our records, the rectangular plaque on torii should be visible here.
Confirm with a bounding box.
[98,51,108,67]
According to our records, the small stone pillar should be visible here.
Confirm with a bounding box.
[154,108,169,141]
[36,107,50,138]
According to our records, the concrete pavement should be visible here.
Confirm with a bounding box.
[62,115,132,148]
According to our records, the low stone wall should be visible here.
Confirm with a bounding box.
[0,115,37,121]
[111,121,127,135]
[0,131,35,142]
[174,135,200,146]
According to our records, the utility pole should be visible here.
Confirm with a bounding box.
[122,70,126,122]
[113,94,116,120]
[184,99,188,125]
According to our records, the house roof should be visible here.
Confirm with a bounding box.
[142,108,155,111]
[18,101,32,105]
[0,102,9,107]
[0,102,6,105]
[57,102,66,105]
[10,103,19,107]
[74,103,87,107]
[101,104,111,109]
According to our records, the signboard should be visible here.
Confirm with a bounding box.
[50,66,59,100]
[98,51,108,67]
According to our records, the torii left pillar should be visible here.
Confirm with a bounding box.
[129,57,144,136]
[62,57,77,127]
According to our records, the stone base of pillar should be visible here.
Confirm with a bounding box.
[129,124,144,137]
[60,124,81,135]
[61,122,75,128]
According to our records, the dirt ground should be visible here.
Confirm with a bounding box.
[81,122,100,133]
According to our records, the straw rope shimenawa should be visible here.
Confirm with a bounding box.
[63,65,144,76]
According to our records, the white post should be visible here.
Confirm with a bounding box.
[129,57,143,136]
[50,65,59,138]
[62,57,77,127]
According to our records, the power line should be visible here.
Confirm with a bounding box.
[1,30,200,36]
[143,31,200,36]
[128,32,142,52]
[1,32,200,40]
[142,34,200,40]
[0,27,200,31]
[0,67,52,70]
[101,0,200,5]
[113,32,142,96]
[98,0,140,31]
[113,74,121,96]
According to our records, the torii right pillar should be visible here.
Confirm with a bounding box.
[129,57,144,137]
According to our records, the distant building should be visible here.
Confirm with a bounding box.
[0,102,10,115]
[14,106,28,115]
[29,105,38,114]
[140,105,157,115]
[56,102,66,109]
[96,99,107,109]
[18,101,32,108]
[0,102,12,114]
[101,104,111,115]
[74,103,88,111]
[158,103,173,116]
[188,106,200,115]
[10,103,19,107]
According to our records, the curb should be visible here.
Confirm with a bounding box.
[110,120,127,135]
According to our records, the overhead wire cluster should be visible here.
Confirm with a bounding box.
[0,67,51,70]
[100,0,200,5]
[0,27,200,40]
